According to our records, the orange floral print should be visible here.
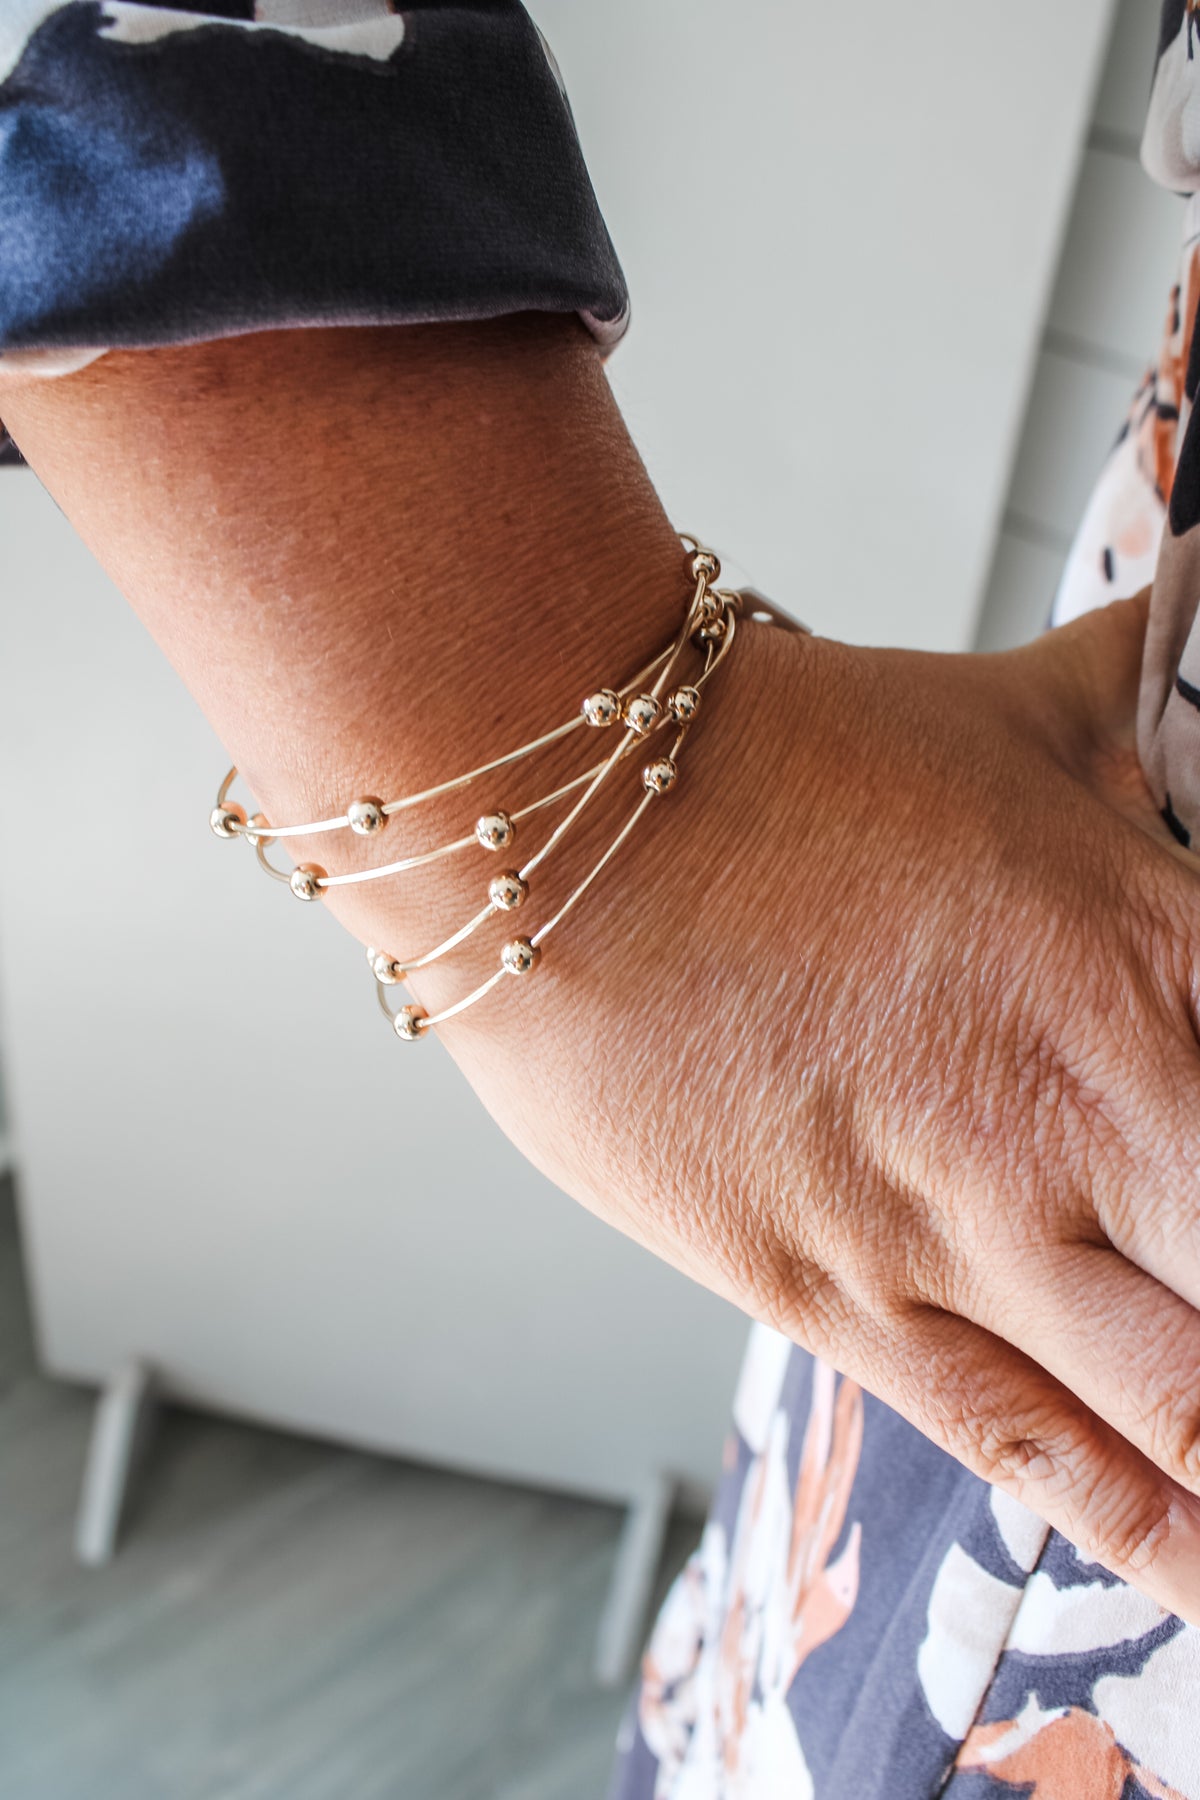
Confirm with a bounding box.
[1131,242,1200,510]
[1057,238,1200,623]
[957,1702,1189,1800]
[638,1365,863,1796]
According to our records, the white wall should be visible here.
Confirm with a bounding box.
[976,0,1180,649]
[537,0,1113,652]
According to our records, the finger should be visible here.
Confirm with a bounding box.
[965,1239,1200,1502]
[872,1303,1200,1626]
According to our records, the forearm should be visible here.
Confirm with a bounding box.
[0,315,690,978]
[17,310,1200,1622]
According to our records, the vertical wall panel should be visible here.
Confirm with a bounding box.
[974,0,1170,649]
[974,533,1067,653]
[1094,0,1159,142]
[1048,145,1182,365]
[1006,351,1134,542]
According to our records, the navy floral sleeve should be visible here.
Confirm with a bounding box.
[0,0,627,463]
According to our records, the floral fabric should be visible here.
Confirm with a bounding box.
[609,1334,1200,1798]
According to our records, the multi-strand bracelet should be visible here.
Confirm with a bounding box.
[209,539,803,1039]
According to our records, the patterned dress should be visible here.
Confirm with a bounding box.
[4,5,1200,1794]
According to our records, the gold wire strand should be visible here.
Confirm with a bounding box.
[252,597,740,894]
[319,629,732,892]
[382,617,737,1032]
[513,583,708,888]
[301,598,727,903]
[417,966,508,1031]
[256,762,608,889]
[220,643,676,841]
[369,723,660,976]
[382,716,691,1040]
[530,727,689,951]
[216,540,760,1042]
[375,732,639,981]
[255,836,291,883]
[317,751,631,890]
[396,902,495,977]
[269,627,712,990]
[646,573,707,704]
[369,609,737,990]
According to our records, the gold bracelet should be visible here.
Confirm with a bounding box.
[208,539,805,1039]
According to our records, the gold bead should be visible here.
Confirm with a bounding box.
[393,1004,428,1041]
[501,937,540,976]
[244,812,273,848]
[643,756,678,794]
[489,870,528,911]
[668,686,701,723]
[209,802,247,839]
[691,549,720,582]
[289,864,325,901]
[371,950,404,985]
[624,694,661,735]
[476,810,515,851]
[347,797,386,835]
[582,688,622,727]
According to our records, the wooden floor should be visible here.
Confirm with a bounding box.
[0,1181,698,1799]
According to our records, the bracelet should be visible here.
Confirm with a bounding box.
[209,539,805,1039]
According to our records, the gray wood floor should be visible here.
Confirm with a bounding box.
[0,1180,698,1799]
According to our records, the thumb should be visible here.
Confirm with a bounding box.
[1000,591,1184,852]
[1014,590,1148,761]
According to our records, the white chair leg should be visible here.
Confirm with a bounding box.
[75,1358,155,1567]
[594,1471,676,1689]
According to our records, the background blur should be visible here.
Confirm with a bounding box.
[0,1,1177,1795]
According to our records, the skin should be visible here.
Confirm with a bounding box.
[6,313,1200,1621]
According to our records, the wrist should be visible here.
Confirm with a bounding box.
[1,311,695,962]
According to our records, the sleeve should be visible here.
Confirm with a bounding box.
[0,0,629,463]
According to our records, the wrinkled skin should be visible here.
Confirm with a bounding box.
[451,590,1200,1625]
[6,317,1200,1621]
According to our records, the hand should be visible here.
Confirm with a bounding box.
[442,591,1200,1624]
[8,319,1200,1622]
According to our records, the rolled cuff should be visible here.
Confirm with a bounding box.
[0,1,628,458]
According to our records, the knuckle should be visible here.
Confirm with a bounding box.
[745,1228,848,1355]
[1078,1485,1171,1580]
[975,1412,1088,1501]
[972,1403,1169,1578]
[978,1418,1086,1490]
[1134,861,1200,1038]
[1098,1172,1163,1264]
[960,988,1118,1244]
[1140,1387,1200,1491]
[1011,1021,1119,1188]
